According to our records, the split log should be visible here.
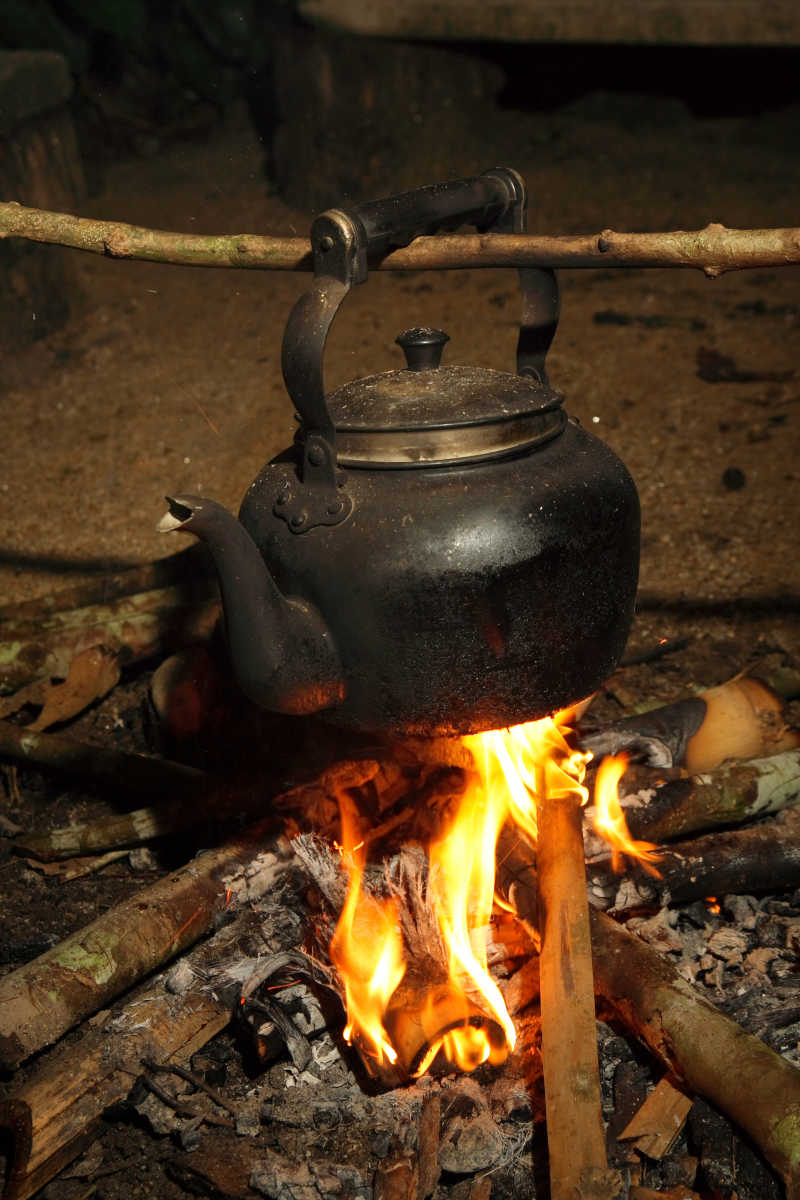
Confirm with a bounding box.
[498,834,800,1196]
[0,579,219,694]
[622,748,800,844]
[0,818,278,1069]
[0,859,290,1200]
[2,201,800,277]
[535,797,624,1200]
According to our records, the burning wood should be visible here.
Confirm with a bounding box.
[609,747,800,845]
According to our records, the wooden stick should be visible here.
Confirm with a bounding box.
[0,869,288,1200]
[0,720,207,805]
[589,907,800,1197]
[0,548,210,623]
[498,833,800,1196]
[624,748,800,844]
[535,798,624,1199]
[1,201,799,276]
[0,818,275,1069]
[0,582,219,695]
[627,805,800,904]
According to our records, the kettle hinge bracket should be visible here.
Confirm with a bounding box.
[273,432,353,534]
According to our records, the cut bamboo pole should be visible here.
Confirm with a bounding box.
[1,201,799,276]
[0,818,274,1069]
[535,796,624,1200]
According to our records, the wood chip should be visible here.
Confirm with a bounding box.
[618,1077,693,1160]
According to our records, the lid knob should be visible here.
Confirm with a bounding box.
[395,327,450,372]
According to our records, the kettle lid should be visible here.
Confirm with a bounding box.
[326,327,565,468]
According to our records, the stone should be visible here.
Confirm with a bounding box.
[438,1111,505,1175]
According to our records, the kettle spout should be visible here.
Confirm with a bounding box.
[158,495,345,715]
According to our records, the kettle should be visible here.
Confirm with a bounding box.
[159,169,640,736]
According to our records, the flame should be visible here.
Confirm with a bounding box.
[328,790,406,1065]
[329,708,662,1075]
[592,752,661,876]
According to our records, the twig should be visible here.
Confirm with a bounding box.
[140,1058,236,1116]
[620,637,692,668]
[1,202,799,276]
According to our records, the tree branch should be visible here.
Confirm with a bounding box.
[2,201,799,276]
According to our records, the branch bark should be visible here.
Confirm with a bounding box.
[0,818,277,1069]
[496,833,800,1197]
[2,202,799,276]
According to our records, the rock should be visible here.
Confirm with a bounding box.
[438,1111,505,1175]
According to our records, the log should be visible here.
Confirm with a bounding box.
[622,748,800,844]
[0,580,220,694]
[497,834,800,1196]
[0,855,290,1200]
[1,200,800,277]
[589,907,800,1198]
[0,818,278,1069]
[0,720,207,808]
[534,800,623,1200]
[626,805,800,905]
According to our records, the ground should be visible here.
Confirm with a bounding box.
[1,91,798,660]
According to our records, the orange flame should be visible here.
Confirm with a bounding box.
[328,791,406,1066]
[592,753,661,876]
[329,708,662,1074]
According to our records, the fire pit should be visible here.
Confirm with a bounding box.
[1,575,800,1200]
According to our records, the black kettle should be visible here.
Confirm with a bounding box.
[159,169,640,735]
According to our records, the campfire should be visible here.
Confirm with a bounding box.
[2,558,800,1200]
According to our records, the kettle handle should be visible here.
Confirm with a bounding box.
[277,169,559,533]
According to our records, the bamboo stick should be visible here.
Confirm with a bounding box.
[0,818,274,1069]
[1,201,799,276]
[535,798,624,1200]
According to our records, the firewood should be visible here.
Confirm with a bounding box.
[535,797,624,1200]
[0,820,280,1069]
[580,676,800,773]
[0,579,219,694]
[498,834,800,1196]
[621,748,800,844]
[0,875,291,1200]
[624,805,800,905]
[0,716,206,808]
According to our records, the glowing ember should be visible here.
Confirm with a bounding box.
[592,753,661,877]
[329,708,661,1075]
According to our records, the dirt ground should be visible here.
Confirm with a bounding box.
[1,90,799,659]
